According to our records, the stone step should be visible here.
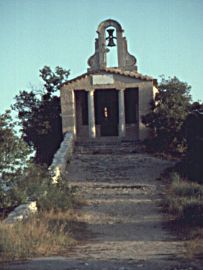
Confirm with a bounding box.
[75,147,136,154]
[75,138,138,145]
[74,140,143,154]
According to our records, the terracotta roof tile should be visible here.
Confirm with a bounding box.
[63,68,155,86]
[96,68,154,81]
[94,68,154,81]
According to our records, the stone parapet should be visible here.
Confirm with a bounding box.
[49,132,74,183]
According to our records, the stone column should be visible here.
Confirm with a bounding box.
[88,89,96,138]
[60,88,76,136]
[118,89,126,137]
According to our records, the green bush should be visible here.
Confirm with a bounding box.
[0,164,49,209]
[0,164,75,212]
[37,176,75,212]
[142,76,191,153]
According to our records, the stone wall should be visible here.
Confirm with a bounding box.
[49,132,74,183]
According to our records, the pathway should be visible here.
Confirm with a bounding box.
[2,142,203,269]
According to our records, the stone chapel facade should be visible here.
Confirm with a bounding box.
[60,19,157,141]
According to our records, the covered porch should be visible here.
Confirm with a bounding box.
[75,87,139,140]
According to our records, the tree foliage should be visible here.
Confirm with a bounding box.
[12,66,70,165]
[142,76,192,152]
[0,110,31,177]
[183,109,203,182]
[0,111,32,209]
[0,109,74,210]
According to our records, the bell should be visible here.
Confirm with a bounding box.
[106,29,116,47]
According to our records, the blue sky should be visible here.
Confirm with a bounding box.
[0,0,203,114]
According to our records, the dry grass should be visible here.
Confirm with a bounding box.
[185,228,203,258]
[164,173,203,257]
[0,210,80,261]
[165,173,203,222]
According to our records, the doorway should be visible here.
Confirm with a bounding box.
[95,89,118,136]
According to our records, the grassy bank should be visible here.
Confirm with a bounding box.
[0,166,84,261]
[0,210,80,261]
[165,173,203,223]
[164,172,203,256]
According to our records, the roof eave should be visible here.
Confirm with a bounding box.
[61,68,155,87]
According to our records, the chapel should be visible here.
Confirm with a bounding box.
[60,19,157,141]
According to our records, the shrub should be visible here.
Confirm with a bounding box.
[0,164,76,212]
[37,176,76,212]
[142,76,191,153]
[170,173,203,197]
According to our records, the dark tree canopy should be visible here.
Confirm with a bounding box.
[142,76,192,152]
[13,66,70,165]
[184,109,203,182]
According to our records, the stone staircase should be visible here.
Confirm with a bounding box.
[75,138,142,154]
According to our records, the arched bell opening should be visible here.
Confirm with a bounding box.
[87,19,137,72]
[105,26,118,68]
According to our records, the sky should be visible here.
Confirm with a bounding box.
[0,0,203,114]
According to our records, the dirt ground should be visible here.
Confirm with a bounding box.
[2,147,203,270]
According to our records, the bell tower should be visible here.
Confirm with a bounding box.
[88,19,137,72]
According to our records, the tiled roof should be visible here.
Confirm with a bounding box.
[101,68,154,81]
[63,68,155,86]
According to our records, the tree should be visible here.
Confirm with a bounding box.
[0,110,74,210]
[0,110,32,208]
[0,110,31,177]
[142,76,192,152]
[12,66,70,165]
